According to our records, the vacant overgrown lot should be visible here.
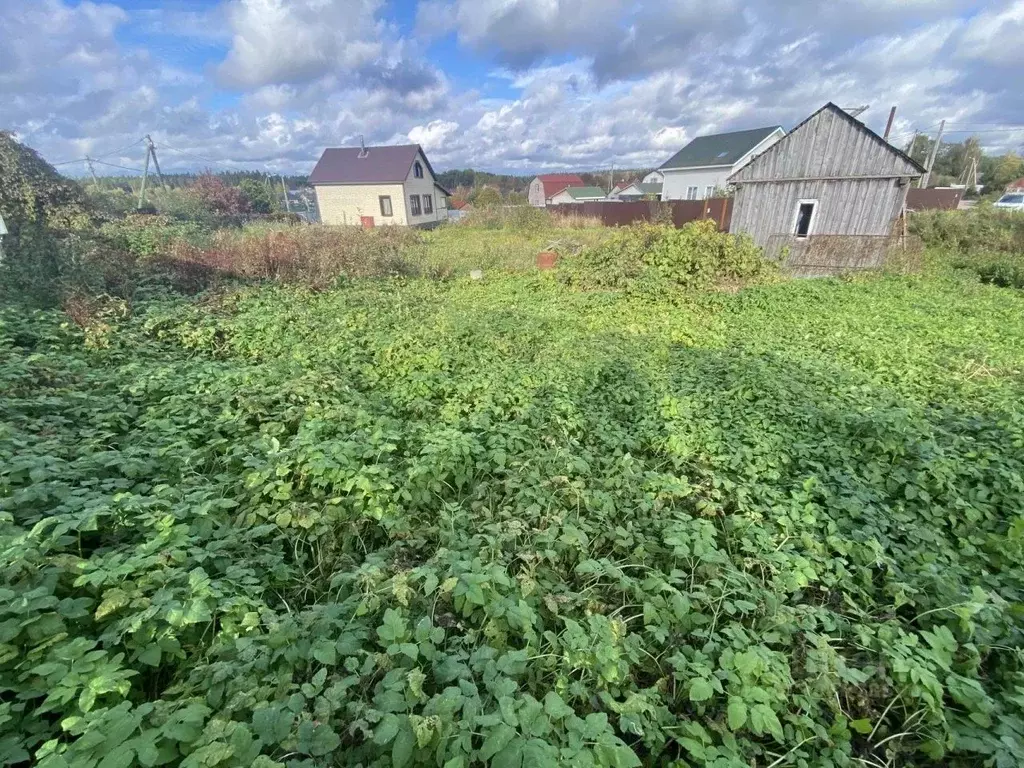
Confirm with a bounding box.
[3,261,1024,767]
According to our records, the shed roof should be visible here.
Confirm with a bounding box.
[309,144,435,185]
[560,186,606,200]
[659,126,783,170]
[728,103,925,183]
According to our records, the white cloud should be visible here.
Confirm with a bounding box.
[217,0,385,88]
[408,120,460,150]
[2,0,1022,179]
[956,0,1024,65]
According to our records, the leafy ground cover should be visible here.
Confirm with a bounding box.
[2,265,1024,768]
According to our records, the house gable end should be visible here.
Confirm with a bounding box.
[729,104,925,184]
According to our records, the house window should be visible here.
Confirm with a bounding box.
[704,186,715,199]
[794,199,817,238]
[686,186,699,200]
[414,162,423,178]
[423,194,433,214]
[410,194,422,216]
[379,195,393,217]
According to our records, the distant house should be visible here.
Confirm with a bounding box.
[1007,178,1024,192]
[616,182,663,201]
[548,186,607,204]
[642,170,664,185]
[728,103,925,269]
[529,174,585,207]
[309,143,450,227]
[658,126,785,201]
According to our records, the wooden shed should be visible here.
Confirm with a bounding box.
[728,103,925,274]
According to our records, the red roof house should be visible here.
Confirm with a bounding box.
[1007,178,1024,191]
[528,174,585,206]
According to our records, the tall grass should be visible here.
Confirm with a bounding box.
[910,205,1024,288]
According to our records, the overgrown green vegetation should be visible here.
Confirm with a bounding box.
[3,260,1024,767]
[561,221,775,292]
[910,206,1024,288]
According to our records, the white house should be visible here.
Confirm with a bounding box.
[658,126,785,201]
[547,186,607,204]
[309,143,449,227]
[642,170,664,185]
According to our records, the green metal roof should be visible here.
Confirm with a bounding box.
[562,186,606,199]
[659,126,783,170]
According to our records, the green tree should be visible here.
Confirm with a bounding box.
[471,186,502,208]
[986,152,1024,192]
[506,190,529,205]
[238,178,279,214]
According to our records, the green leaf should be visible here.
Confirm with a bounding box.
[688,678,714,703]
[492,737,524,768]
[727,697,747,730]
[309,724,340,756]
[392,725,415,768]
[312,640,336,665]
[850,718,872,735]
[375,713,401,745]
[480,724,517,761]
[97,745,134,768]
[543,692,574,721]
[138,645,162,667]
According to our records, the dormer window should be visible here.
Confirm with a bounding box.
[414,162,423,178]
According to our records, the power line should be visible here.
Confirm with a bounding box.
[93,138,146,160]
[160,143,224,166]
[52,158,88,167]
[92,159,146,173]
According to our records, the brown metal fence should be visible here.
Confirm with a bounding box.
[548,198,733,231]
[906,188,962,211]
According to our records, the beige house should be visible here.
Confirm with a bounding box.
[309,143,449,227]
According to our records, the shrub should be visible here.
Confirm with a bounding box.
[909,205,1024,255]
[561,219,775,292]
[157,225,423,289]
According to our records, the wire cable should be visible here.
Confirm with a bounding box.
[92,159,146,173]
[93,138,146,160]
[160,143,224,166]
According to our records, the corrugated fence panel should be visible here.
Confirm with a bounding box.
[547,200,732,230]
[906,188,962,210]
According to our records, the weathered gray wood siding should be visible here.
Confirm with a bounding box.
[729,105,920,253]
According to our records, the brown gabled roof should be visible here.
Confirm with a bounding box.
[309,143,438,185]
[536,173,585,198]
[1008,178,1024,190]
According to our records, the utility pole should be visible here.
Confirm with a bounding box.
[920,119,945,189]
[85,156,100,188]
[883,106,897,141]
[280,175,291,213]
[137,142,152,209]
[145,135,168,191]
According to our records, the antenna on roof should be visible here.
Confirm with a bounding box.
[358,135,368,158]
[842,105,870,118]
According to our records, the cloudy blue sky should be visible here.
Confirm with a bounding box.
[3,0,1023,177]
